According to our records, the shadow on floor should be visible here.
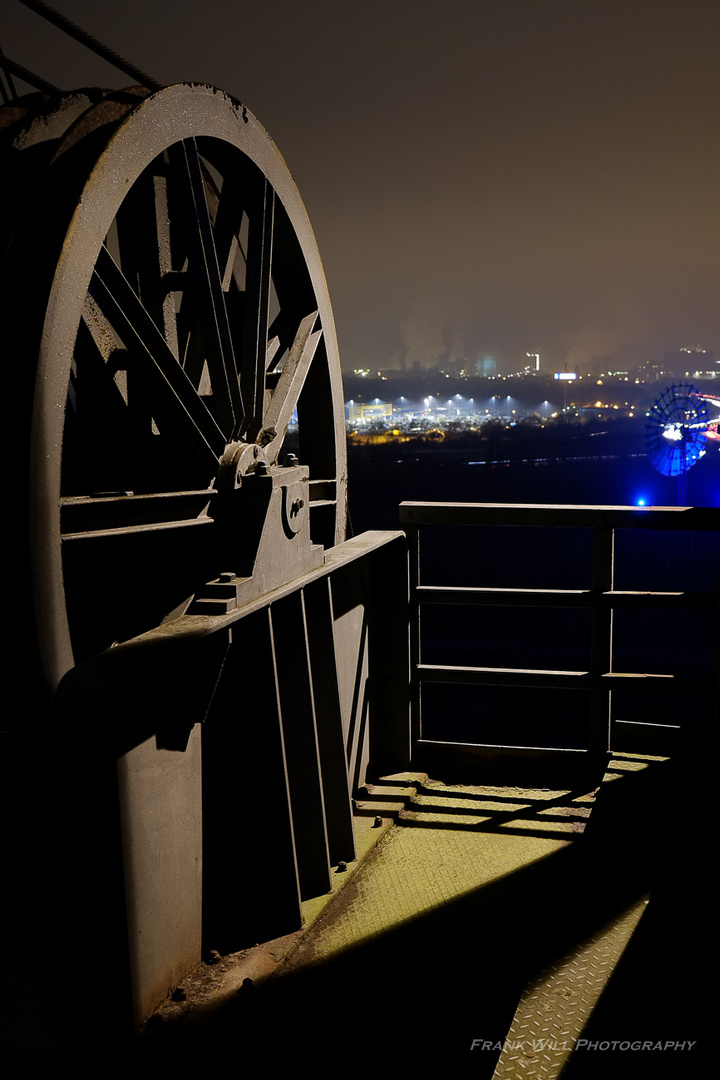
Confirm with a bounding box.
[135,746,715,1073]
[558,748,715,1078]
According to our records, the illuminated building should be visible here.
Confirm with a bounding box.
[347,400,393,424]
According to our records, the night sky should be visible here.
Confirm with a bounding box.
[4,0,720,374]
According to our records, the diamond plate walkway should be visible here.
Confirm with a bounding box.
[139,751,713,1075]
[492,895,649,1077]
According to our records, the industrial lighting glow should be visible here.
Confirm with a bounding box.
[554,372,577,381]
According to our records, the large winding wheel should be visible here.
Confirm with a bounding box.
[2,83,347,693]
[1,80,409,1047]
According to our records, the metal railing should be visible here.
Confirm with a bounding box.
[399,502,720,773]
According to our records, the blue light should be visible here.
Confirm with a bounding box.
[636,497,646,506]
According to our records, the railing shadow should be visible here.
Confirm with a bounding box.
[135,751,713,1070]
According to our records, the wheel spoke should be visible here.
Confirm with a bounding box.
[239,176,275,442]
[91,243,226,470]
[258,311,322,463]
[172,138,244,434]
[60,490,216,539]
[114,167,180,361]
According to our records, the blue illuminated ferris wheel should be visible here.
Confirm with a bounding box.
[645,383,720,504]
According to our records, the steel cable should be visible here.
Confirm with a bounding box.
[17,0,162,90]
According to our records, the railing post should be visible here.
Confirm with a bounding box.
[714,531,720,752]
[365,532,412,776]
[406,522,421,756]
[590,525,614,755]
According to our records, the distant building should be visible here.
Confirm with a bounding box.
[347,401,393,424]
[665,347,717,377]
[477,353,498,377]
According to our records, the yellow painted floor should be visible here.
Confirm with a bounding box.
[139,752,714,1076]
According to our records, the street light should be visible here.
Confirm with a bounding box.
[554,372,577,416]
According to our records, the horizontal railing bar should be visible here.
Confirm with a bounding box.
[614,719,682,730]
[418,664,591,687]
[418,586,589,606]
[416,585,717,609]
[418,664,712,691]
[416,738,590,755]
[400,501,720,531]
[606,590,716,609]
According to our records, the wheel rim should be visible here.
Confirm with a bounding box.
[21,84,347,689]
